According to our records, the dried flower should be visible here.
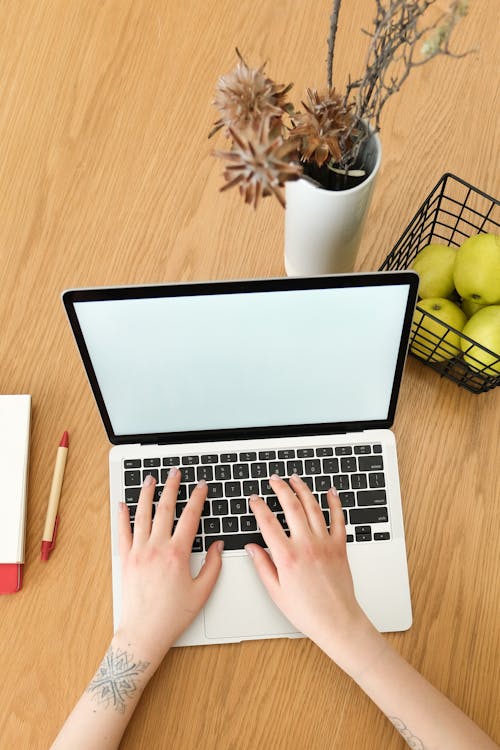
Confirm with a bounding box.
[210,50,293,138]
[292,88,357,167]
[213,120,301,208]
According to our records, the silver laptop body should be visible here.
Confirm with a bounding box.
[63,271,419,646]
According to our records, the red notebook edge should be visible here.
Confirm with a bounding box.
[0,563,23,594]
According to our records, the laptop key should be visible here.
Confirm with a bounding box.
[176,502,187,518]
[266,496,282,513]
[259,450,276,460]
[124,470,141,486]
[215,464,231,480]
[315,476,332,493]
[316,447,333,457]
[339,491,355,507]
[207,482,223,498]
[369,472,386,488]
[201,454,218,464]
[287,459,303,475]
[297,448,314,458]
[143,458,160,467]
[340,457,357,473]
[250,462,267,478]
[124,487,141,503]
[163,456,180,466]
[241,515,257,531]
[278,449,295,459]
[268,461,285,476]
[373,444,383,453]
[220,453,237,463]
[204,532,266,551]
[260,479,274,495]
[204,518,221,534]
[354,445,372,454]
[332,474,349,490]
[335,446,353,456]
[233,463,250,479]
[192,536,203,552]
[305,459,321,474]
[197,465,213,482]
[182,455,199,465]
[350,507,389,524]
[212,500,229,515]
[322,457,339,473]
[124,459,141,469]
[142,469,159,482]
[358,455,384,472]
[239,452,257,462]
[179,466,195,483]
[374,532,390,540]
[242,480,259,496]
[357,489,387,506]
[351,473,367,490]
[225,481,242,497]
[222,517,239,533]
[230,498,247,514]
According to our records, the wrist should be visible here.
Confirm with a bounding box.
[318,608,388,678]
[111,628,169,675]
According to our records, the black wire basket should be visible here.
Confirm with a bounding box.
[379,173,500,393]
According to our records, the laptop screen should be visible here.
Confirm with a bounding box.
[63,273,418,444]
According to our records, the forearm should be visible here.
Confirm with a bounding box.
[322,621,497,750]
[50,631,163,750]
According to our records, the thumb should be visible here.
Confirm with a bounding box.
[245,544,280,601]
[194,540,223,597]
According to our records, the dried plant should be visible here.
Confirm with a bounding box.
[210,1,474,207]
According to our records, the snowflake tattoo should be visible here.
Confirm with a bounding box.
[86,646,150,714]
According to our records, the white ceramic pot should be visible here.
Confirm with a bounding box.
[284,132,382,276]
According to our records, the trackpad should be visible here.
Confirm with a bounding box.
[204,553,299,639]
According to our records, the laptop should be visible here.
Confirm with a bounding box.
[63,271,419,646]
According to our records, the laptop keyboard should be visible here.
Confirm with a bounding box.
[122,444,391,551]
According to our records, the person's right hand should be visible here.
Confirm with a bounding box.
[245,474,380,670]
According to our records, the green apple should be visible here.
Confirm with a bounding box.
[453,233,500,305]
[461,298,486,318]
[460,305,500,376]
[411,243,457,299]
[411,297,467,362]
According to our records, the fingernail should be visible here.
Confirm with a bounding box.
[290,472,300,482]
[217,541,224,554]
[330,485,338,495]
[270,474,280,481]
[249,494,260,503]
[245,545,254,558]
[168,466,178,477]
[144,474,155,486]
[197,478,207,488]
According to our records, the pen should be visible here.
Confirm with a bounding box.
[41,430,69,561]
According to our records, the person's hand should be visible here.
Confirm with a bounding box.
[117,469,223,666]
[246,474,379,670]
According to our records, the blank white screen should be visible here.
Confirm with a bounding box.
[74,285,409,436]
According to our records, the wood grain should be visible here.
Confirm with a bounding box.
[0,1,498,748]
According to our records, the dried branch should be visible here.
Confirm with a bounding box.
[327,0,343,90]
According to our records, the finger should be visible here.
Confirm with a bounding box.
[269,474,309,537]
[288,473,328,535]
[173,479,208,552]
[245,543,280,601]
[249,495,289,557]
[132,475,156,547]
[118,501,132,559]
[327,486,347,543]
[150,466,180,542]
[194,540,224,600]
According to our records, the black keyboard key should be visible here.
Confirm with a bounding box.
[358,455,384,472]
[322,510,330,526]
[241,515,258,531]
[305,459,321,474]
[357,489,387,506]
[297,448,314,458]
[176,502,187,518]
[335,446,352,456]
[225,481,242,497]
[303,477,314,491]
[259,450,276,460]
[251,462,268,478]
[239,451,257,462]
[124,487,141,503]
[143,458,160,468]
[351,473,367,490]
[373,444,383,453]
[287,459,304,475]
[124,459,141,469]
[355,525,371,535]
[322,457,339,473]
[268,461,285,476]
[182,455,199,465]
[222,517,239,533]
[142,469,159,482]
[356,533,372,542]
[350,507,389,524]
[369,472,386,488]
[339,491,355,507]
[266,496,282,513]
[220,452,237,462]
[215,464,231,481]
[354,445,372,454]
[207,483,223,499]
[346,534,354,542]
[332,474,349,490]
[212,499,229,515]
[233,463,250,479]
[278,449,295,459]
[276,513,289,530]
[341,457,357,473]
[163,456,180,466]
[192,536,203,552]
[204,518,221,534]
[231,498,247,514]
[201,454,218,464]
[204,532,266,551]
[124,470,141,486]
[177,485,187,501]
[316,447,333,457]
[260,479,274,495]
[315,476,333,493]
[202,500,210,517]
[374,532,390,541]
[154,485,164,502]
[243,480,259,496]
[197,465,214,482]
[127,504,138,520]
[179,466,195,483]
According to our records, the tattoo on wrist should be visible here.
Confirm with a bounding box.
[389,717,425,750]
[86,645,150,714]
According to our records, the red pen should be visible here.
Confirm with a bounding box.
[41,431,69,561]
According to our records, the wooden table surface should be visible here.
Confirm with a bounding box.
[0,1,498,748]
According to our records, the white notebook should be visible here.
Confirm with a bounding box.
[0,396,31,573]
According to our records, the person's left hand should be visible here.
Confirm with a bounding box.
[117,469,223,666]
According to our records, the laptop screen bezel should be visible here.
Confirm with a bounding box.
[62,272,419,445]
